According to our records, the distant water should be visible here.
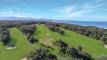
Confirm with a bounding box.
[55,20,107,29]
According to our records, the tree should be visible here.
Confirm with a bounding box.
[54,40,68,48]
[27,35,38,44]
[77,45,83,52]
[46,23,65,35]
[27,48,57,60]
[2,35,11,45]
[20,25,36,35]
[0,29,11,45]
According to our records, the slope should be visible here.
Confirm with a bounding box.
[0,24,107,60]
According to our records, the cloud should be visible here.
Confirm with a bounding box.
[55,0,105,19]
[58,6,75,13]
[0,7,39,18]
[0,7,53,19]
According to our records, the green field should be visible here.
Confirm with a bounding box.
[0,24,107,60]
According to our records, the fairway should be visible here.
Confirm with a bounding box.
[0,24,107,60]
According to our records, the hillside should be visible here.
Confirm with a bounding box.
[0,24,107,60]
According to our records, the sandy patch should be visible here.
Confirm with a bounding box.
[104,45,107,48]
[6,47,16,49]
[21,58,28,60]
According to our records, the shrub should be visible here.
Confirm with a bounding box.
[0,29,11,45]
[27,48,57,60]
[54,39,68,48]
[20,24,36,35]
[27,35,38,44]
[46,23,65,35]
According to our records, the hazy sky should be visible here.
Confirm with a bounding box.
[0,0,107,21]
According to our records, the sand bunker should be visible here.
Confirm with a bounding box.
[6,46,16,49]
[21,58,27,60]
[104,45,107,48]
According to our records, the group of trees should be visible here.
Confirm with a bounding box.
[20,24,38,44]
[54,39,93,60]
[20,24,36,35]
[60,24,107,44]
[0,28,11,45]
[27,48,57,60]
[46,23,65,35]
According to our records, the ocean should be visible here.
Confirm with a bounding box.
[55,20,107,29]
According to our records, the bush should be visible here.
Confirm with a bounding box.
[27,35,38,44]
[66,47,93,60]
[1,35,11,45]
[46,23,65,35]
[54,39,68,48]
[20,24,36,35]
[27,48,57,60]
[0,29,11,45]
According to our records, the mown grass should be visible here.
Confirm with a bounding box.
[0,24,107,60]
[0,27,41,60]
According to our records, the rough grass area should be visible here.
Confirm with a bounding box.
[0,24,107,60]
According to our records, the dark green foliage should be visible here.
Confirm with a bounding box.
[27,35,38,44]
[27,48,57,60]
[77,45,83,52]
[54,39,93,60]
[46,23,65,35]
[0,28,11,45]
[101,32,107,44]
[54,40,68,56]
[56,28,65,35]
[54,39,68,48]
[66,47,93,60]
[26,32,38,44]
[20,24,36,35]
[20,24,39,44]
[67,47,80,58]
[1,35,11,45]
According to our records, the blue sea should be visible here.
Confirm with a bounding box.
[54,20,107,29]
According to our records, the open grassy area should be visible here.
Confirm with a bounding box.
[0,24,107,60]
[0,27,41,60]
[37,24,107,58]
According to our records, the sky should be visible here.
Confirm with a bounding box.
[0,0,107,21]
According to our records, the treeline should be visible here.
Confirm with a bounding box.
[27,39,93,60]
[54,39,93,60]
[0,21,38,29]
[46,23,65,35]
[27,48,57,60]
